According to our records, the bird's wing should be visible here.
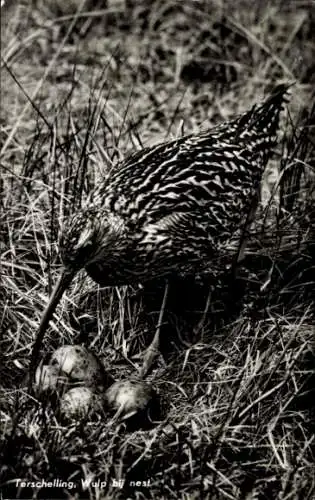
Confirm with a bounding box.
[98,84,289,209]
[140,208,243,280]
[103,135,260,244]
[140,210,217,263]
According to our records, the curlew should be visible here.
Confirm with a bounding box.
[30,85,290,379]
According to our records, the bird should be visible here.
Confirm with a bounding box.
[30,84,290,380]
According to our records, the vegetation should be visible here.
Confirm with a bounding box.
[1,1,314,498]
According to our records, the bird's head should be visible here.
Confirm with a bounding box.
[59,209,102,271]
[30,208,125,379]
[59,208,125,271]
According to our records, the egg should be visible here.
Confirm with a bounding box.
[50,345,111,388]
[105,380,159,425]
[34,363,68,394]
[59,387,103,421]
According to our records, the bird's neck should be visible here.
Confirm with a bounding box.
[91,211,127,263]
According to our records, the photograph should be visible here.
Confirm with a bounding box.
[1,0,314,498]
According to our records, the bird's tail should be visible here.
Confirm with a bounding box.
[238,83,292,136]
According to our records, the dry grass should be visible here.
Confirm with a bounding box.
[1,0,315,499]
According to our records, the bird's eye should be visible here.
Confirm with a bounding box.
[74,226,94,251]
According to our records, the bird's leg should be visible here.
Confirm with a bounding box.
[236,195,259,266]
[139,281,169,378]
[192,287,212,341]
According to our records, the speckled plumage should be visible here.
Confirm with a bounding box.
[31,85,290,377]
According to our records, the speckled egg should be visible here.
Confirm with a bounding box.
[34,363,68,394]
[50,345,110,388]
[59,386,103,421]
[105,380,159,424]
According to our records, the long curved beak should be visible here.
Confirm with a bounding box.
[29,268,76,380]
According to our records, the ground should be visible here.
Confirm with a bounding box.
[0,1,314,499]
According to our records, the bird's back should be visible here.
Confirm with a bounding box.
[93,85,289,229]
